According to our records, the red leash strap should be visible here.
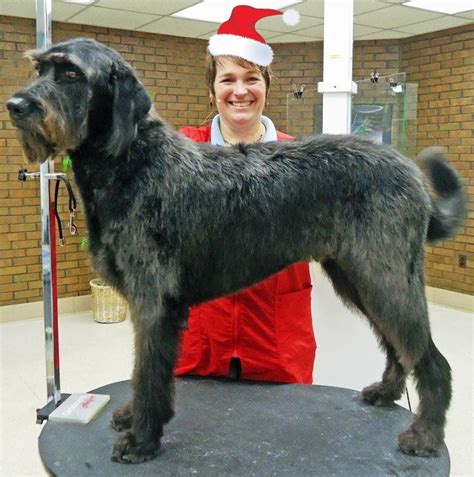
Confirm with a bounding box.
[49,186,61,390]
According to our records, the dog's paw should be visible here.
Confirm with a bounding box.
[111,402,134,432]
[398,427,441,457]
[362,382,398,406]
[111,431,161,464]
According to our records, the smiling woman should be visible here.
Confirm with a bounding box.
[209,56,268,145]
[175,5,317,385]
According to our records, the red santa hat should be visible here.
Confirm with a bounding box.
[208,5,300,67]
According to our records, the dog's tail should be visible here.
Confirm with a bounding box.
[420,147,466,243]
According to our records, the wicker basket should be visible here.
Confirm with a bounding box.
[90,279,128,323]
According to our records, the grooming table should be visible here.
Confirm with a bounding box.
[39,378,450,476]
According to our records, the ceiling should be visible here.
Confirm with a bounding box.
[0,0,473,42]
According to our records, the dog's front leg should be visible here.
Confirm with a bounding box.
[111,305,184,464]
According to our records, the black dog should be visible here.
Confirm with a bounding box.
[7,38,465,463]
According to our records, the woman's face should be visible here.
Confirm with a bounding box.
[212,57,267,128]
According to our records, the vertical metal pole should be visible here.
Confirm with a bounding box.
[36,0,61,405]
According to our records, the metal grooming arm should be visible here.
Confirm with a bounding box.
[27,0,70,423]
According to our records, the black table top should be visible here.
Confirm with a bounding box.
[39,377,450,476]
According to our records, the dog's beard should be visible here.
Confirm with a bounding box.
[15,127,56,163]
[13,108,76,163]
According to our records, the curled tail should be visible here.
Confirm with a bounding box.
[419,147,466,243]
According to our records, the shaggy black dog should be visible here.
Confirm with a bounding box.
[7,38,465,464]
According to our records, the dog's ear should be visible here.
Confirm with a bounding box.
[106,61,151,157]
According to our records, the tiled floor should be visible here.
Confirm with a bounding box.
[1,269,472,476]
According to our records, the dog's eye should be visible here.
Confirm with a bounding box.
[53,62,82,82]
[65,70,78,80]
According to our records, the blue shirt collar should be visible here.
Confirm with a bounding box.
[210,114,277,146]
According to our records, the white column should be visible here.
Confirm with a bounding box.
[317,0,357,134]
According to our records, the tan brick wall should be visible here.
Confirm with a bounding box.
[0,16,472,306]
[400,24,474,294]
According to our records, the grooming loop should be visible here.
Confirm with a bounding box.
[18,168,77,246]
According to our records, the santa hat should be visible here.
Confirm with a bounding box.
[208,5,300,67]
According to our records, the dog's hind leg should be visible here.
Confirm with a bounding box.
[321,259,368,315]
[398,337,451,456]
[353,267,451,457]
[111,302,186,464]
[361,338,407,406]
[322,259,407,405]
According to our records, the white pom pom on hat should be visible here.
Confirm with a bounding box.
[283,9,300,26]
[208,5,301,67]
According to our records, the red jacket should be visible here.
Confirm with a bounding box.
[174,124,316,383]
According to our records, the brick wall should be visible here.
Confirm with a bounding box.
[400,25,474,293]
[0,16,472,306]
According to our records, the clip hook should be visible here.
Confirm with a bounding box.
[292,84,305,99]
[69,211,78,235]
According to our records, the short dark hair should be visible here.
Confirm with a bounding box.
[205,53,272,102]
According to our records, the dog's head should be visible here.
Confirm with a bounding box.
[7,38,151,163]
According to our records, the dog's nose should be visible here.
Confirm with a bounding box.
[6,96,30,118]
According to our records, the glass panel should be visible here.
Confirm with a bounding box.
[286,74,418,157]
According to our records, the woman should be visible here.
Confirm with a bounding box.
[174,5,316,384]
